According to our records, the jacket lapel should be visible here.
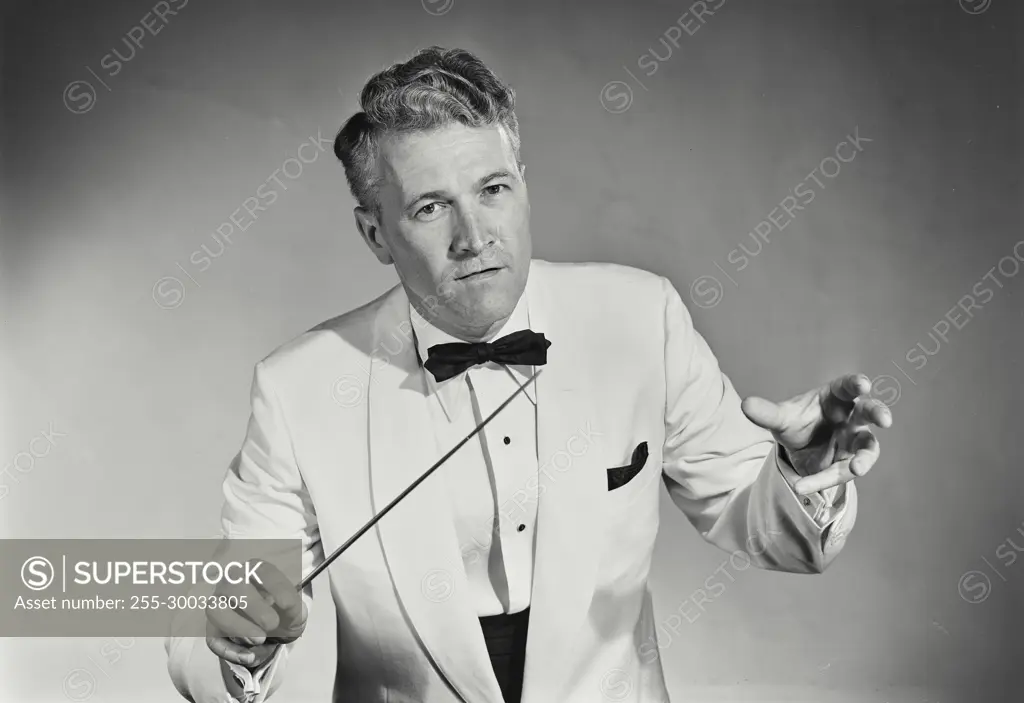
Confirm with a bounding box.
[367,285,505,703]
[520,265,608,702]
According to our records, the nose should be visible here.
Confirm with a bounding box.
[451,207,495,255]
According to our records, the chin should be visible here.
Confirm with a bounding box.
[450,289,517,327]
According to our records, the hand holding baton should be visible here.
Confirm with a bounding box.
[210,369,541,668]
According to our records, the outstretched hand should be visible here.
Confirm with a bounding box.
[741,373,892,495]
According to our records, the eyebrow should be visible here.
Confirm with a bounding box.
[404,169,516,212]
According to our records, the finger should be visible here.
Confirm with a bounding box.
[250,561,301,613]
[247,642,281,665]
[740,396,788,433]
[248,561,304,636]
[847,429,880,477]
[207,635,259,667]
[793,457,855,495]
[207,611,265,646]
[206,636,278,669]
[821,374,870,423]
[223,580,280,632]
[235,641,280,665]
[850,398,893,430]
[209,580,261,638]
[207,593,268,645]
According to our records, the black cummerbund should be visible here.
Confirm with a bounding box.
[478,606,530,703]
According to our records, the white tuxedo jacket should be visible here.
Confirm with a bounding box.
[166,259,857,703]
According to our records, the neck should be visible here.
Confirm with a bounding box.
[410,299,510,343]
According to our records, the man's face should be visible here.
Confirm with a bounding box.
[358,122,532,340]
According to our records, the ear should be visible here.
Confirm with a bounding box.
[354,207,393,265]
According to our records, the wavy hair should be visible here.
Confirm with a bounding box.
[333,46,521,217]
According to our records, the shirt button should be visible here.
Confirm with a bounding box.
[517,524,525,532]
[503,436,511,445]
[802,497,811,506]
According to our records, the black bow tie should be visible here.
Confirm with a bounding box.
[424,329,551,382]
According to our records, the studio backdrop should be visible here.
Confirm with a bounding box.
[2,0,1021,701]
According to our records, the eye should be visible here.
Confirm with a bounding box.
[483,183,507,196]
[415,202,446,220]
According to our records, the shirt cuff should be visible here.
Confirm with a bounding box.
[775,443,847,528]
[225,650,278,702]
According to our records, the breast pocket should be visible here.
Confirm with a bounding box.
[599,440,662,585]
[605,441,660,514]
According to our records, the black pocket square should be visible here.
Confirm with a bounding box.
[607,442,649,491]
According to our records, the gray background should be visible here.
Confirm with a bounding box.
[2,0,1022,701]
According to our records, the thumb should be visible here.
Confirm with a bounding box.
[741,396,789,433]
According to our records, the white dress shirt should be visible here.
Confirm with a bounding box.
[409,292,540,617]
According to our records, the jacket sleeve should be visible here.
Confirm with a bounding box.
[659,277,856,574]
[165,361,323,702]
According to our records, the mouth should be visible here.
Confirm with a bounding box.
[455,266,504,281]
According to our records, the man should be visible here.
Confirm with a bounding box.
[165,46,891,703]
